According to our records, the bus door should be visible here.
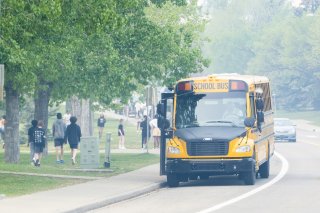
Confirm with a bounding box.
[157,91,173,176]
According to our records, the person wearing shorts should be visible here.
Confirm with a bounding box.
[52,113,67,164]
[65,116,82,165]
[28,120,38,163]
[33,120,46,167]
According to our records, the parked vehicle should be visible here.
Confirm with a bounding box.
[274,118,296,142]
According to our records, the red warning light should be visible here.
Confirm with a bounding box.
[177,82,192,91]
[230,80,247,91]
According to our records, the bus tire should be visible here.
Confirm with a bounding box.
[243,164,256,185]
[259,144,270,178]
[167,174,179,187]
[259,159,270,178]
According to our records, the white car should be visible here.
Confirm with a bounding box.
[274,118,296,142]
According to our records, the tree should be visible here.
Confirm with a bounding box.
[0,0,208,162]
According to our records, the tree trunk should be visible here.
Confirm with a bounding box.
[69,96,93,137]
[34,84,51,156]
[4,82,20,163]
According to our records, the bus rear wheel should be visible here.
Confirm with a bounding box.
[167,174,179,187]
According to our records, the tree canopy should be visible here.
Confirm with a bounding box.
[0,0,207,162]
[202,0,320,110]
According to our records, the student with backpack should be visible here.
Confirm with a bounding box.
[28,120,38,164]
[32,120,46,167]
[52,113,67,164]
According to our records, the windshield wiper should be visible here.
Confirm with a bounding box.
[205,120,239,127]
[184,124,200,128]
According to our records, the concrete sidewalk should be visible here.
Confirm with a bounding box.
[0,164,166,213]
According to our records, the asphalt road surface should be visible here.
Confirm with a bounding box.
[90,125,320,213]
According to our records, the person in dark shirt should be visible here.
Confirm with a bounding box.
[33,120,46,167]
[97,114,106,139]
[28,120,38,164]
[140,115,150,149]
[118,119,125,149]
[65,116,82,165]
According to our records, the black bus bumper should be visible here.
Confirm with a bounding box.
[166,158,255,175]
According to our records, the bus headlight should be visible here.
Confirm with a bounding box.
[168,146,181,154]
[236,145,251,153]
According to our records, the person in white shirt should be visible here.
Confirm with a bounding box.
[149,115,161,149]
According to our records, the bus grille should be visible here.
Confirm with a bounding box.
[187,140,229,156]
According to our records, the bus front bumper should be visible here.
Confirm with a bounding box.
[166,158,255,175]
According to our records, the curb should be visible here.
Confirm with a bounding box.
[0,171,102,180]
[64,181,167,213]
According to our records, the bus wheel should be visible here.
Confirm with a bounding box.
[243,164,256,185]
[259,146,270,178]
[259,159,270,178]
[167,174,179,187]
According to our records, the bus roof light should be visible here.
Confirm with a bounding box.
[230,80,247,91]
[177,82,192,91]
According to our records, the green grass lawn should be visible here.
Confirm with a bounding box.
[19,118,142,153]
[0,174,86,197]
[0,115,158,197]
[275,110,320,126]
[95,118,142,149]
[0,152,159,197]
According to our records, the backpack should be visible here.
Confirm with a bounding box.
[34,128,46,145]
[53,120,65,139]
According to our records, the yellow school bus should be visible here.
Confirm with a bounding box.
[157,74,274,187]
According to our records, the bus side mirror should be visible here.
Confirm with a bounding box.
[244,117,255,128]
[157,103,165,116]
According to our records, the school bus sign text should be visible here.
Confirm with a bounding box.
[193,80,229,93]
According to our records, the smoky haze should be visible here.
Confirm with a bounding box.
[199,0,320,111]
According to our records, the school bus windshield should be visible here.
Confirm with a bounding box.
[175,92,247,129]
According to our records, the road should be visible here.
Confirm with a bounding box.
[90,125,320,213]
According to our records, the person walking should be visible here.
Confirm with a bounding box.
[32,120,46,167]
[140,115,150,149]
[118,119,125,149]
[28,120,38,164]
[63,111,71,126]
[97,114,106,139]
[0,115,6,149]
[52,113,67,164]
[149,115,161,149]
[65,116,81,165]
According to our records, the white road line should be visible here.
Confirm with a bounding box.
[197,152,289,213]
[306,135,317,138]
[302,141,320,147]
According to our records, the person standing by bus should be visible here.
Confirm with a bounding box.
[140,115,150,149]
[97,114,106,139]
[149,115,161,149]
[65,116,82,165]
